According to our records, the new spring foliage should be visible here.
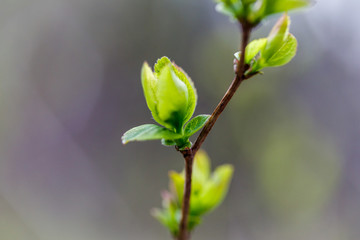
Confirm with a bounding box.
[215,0,311,25]
[235,13,298,75]
[152,150,234,237]
[122,57,210,149]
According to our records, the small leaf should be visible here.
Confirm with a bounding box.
[172,63,198,125]
[199,164,234,214]
[151,208,179,237]
[122,124,181,144]
[193,150,211,185]
[141,62,164,126]
[215,1,244,19]
[245,38,267,64]
[264,33,297,67]
[141,62,157,113]
[153,57,197,125]
[262,13,290,61]
[246,0,267,24]
[266,0,311,16]
[184,115,210,137]
[156,64,189,132]
[169,171,185,202]
[141,57,197,132]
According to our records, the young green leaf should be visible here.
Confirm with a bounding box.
[242,14,298,73]
[122,124,181,144]
[193,150,211,185]
[262,13,290,61]
[215,0,244,19]
[265,0,311,16]
[264,33,297,67]
[184,114,210,137]
[141,62,158,114]
[154,150,234,235]
[199,164,234,213]
[141,61,168,128]
[169,171,185,202]
[156,64,189,132]
[151,207,179,237]
[244,38,267,64]
[172,63,198,125]
[141,57,198,133]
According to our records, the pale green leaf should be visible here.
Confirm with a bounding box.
[156,64,189,132]
[153,57,197,129]
[245,38,267,63]
[184,115,210,137]
[193,150,211,185]
[199,164,234,213]
[172,63,198,125]
[141,62,157,113]
[122,124,181,144]
[215,3,237,18]
[262,14,290,61]
[151,208,179,237]
[169,171,185,202]
[264,33,297,67]
[215,0,244,19]
[266,0,311,16]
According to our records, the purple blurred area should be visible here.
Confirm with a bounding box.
[0,0,359,240]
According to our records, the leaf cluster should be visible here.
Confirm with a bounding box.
[235,13,297,76]
[215,0,311,25]
[152,150,234,237]
[122,57,210,149]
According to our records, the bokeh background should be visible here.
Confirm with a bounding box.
[0,0,359,240]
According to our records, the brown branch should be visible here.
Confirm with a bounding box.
[177,22,252,240]
[191,23,252,155]
[177,148,193,240]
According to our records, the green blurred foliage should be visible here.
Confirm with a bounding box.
[215,0,310,25]
[152,150,234,237]
[235,14,298,75]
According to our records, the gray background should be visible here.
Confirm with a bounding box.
[0,0,359,239]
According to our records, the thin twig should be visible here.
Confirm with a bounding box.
[177,22,252,240]
[178,148,193,240]
[191,23,252,155]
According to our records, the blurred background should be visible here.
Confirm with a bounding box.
[0,0,359,239]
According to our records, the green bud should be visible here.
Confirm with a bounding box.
[141,57,197,133]
[122,57,207,148]
[215,0,310,26]
[239,14,298,74]
[215,0,244,20]
[153,150,234,235]
[244,0,267,24]
[262,13,290,61]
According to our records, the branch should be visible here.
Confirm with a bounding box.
[178,148,193,240]
[191,23,252,155]
[177,22,252,240]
